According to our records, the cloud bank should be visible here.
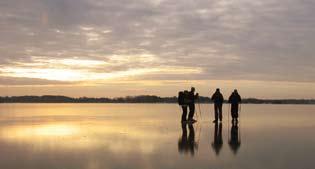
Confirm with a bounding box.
[0,0,314,97]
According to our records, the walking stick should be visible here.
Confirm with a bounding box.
[198,101,202,121]
[228,103,230,140]
[228,103,230,123]
[195,104,199,120]
[239,103,242,144]
[239,103,242,122]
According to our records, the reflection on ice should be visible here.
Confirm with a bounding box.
[0,104,314,169]
[211,122,223,156]
[1,124,79,138]
[228,122,241,154]
[178,123,198,156]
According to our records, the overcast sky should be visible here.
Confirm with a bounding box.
[1,0,315,98]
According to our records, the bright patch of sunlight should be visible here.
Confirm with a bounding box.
[32,57,107,67]
[0,66,201,82]
[2,124,79,138]
[33,124,79,136]
[0,121,171,153]
[1,67,87,81]
[0,54,202,82]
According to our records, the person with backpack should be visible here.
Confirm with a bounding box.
[211,88,224,123]
[178,87,199,123]
[178,90,190,122]
[228,89,242,122]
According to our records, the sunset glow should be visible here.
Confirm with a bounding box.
[0,0,314,98]
[0,61,202,82]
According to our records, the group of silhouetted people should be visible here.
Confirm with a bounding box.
[211,88,242,123]
[178,87,199,123]
[178,87,242,123]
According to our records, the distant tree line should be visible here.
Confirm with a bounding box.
[1,95,315,104]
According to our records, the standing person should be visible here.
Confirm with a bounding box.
[188,87,199,123]
[181,105,188,123]
[178,90,190,122]
[211,88,224,123]
[228,89,242,122]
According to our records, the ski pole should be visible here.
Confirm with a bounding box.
[228,103,230,123]
[228,103,230,140]
[239,103,242,122]
[195,104,199,120]
[198,101,202,120]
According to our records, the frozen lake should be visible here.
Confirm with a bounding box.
[0,104,314,169]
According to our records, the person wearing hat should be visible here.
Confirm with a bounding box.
[228,89,242,122]
[211,88,224,123]
[188,87,199,123]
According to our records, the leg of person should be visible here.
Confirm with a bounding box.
[188,104,196,121]
[219,104,223,121]
[181,123,187,137]
[232,104,239,121]
[230,104,234,122]
[231,104,236,122]
[235,104,239,122]
[181,106,188,122]
[192,104,195,119]
[213,104,218,123]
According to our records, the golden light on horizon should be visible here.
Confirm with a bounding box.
[0,66,202,82]
[0,55,203,82]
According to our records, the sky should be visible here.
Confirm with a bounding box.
[1,0,315,98]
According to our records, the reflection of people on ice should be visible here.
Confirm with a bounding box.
[211,122,223,155]
[229,121,241,154]
[178,123,198,156]
[178,87,199,123]
[228,89,242,123]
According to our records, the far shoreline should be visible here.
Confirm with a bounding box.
[1,103,315,105]
[1,95,315,104]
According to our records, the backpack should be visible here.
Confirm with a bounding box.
[178,91,185,105]
[178,91,191,105]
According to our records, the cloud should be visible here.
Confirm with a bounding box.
[0,0,315,85]
[0,76,72,86]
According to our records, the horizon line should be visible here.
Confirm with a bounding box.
[1,95,315,100]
